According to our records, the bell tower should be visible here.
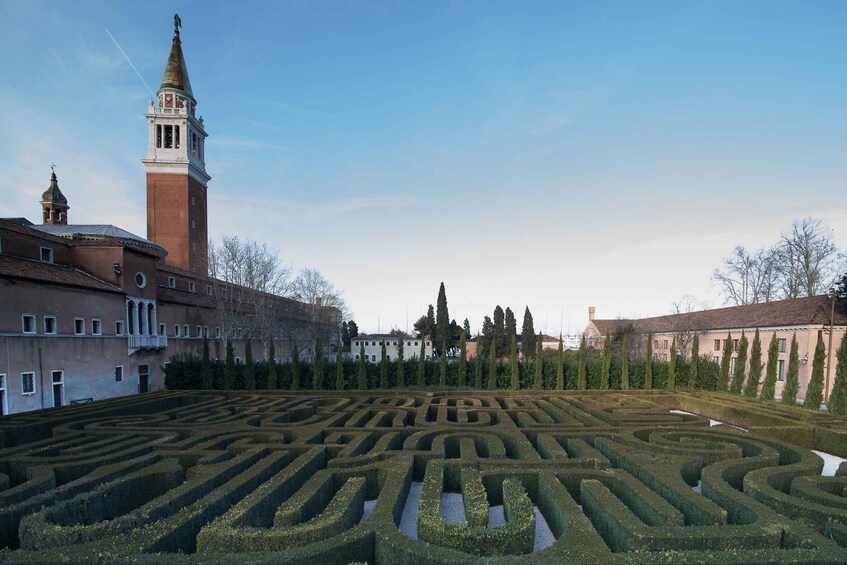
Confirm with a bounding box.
[142,14,210,275]
[40,167,69,225]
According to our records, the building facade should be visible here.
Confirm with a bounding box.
[351,334,433,363]
[584,296,847,402]
[0,17,337,415]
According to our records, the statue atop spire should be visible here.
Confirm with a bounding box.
[174,13,182,37]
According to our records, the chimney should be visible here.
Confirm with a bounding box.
[588,306,596,321]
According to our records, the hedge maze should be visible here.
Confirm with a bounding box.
[1,390,847,563]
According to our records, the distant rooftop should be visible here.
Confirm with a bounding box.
[31,224,167,254]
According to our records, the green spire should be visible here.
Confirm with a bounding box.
[159,14,194,98]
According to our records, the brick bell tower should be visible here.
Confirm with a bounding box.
[143,14,210,275]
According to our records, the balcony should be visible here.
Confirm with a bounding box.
[128,335,168,355]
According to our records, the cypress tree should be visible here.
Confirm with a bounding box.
[223,340,234,390]
[510,334,519,390]
[667,338,677,390]
[718,332,733,391]
[621,334,630,390]
[600,333,611,390]
[417,340,426,386]
[577,334,587,390]
[313,337,324,390]
[458,333,467,387]
[556,335,564,389]
[644,333,653,389]
[291,346,300,390]
[266,340,276,390]
[730,331,748,394]
[244,341,255,390]
[358,342,367,389]
[744,329,762,398]
[493,306,505,357]
[521,307,536,359]
[534,333,543,390]
[380,341,388,388]
[827,330,847,416]
[488,344,497,390]
[803,331,826,410]
[396,337,406,388]
[202,337,211,389]
[761,332,778,401]
[475,349,483,389]
[688,334,699,389]
[782,333,800,405]
[505,308,517,349]
[436,282,450,349]
[439,341,447,386]
[335,343,344,390]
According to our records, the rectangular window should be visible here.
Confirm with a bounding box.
[355,355,359,360]
[206,285,212,296]
[40,246,53,263]
[159,323,166,336]
[733,339,739,351]
[91,319,102,336]
[174,324,181,337]
[184,325,190,338]
[654,339,659,349]
[74,318,85,336]
[730,358,737,374]
[188,281,196,293]
[22,314,36,335]
[714,339,721,351]
[196,325,201,338]
[372,355,377,362]
[777,360,785,382]
[354,341,359,347]
[222,289,227,299]
[203,326,208,338]
[174,125,181,149]
[156,125,162,148]
[115,320,124,335]
[235,292,242,302]
[191,132,198,154]
[21,372,35,395]
[164,125,173,148]
[44,316,57,335]
[215,327,221,338]
[415,342,419,346]
[778,338,786,353]
[168,276,176,289]
[115,366,123,382]
[663,353,668,361]
[663,340,668,349]
[51,370,62,384]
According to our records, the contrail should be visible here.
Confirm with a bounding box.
[105,27,156,101]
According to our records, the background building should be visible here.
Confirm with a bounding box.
[351,334,432,362]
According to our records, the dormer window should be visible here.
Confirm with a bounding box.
[168,276,176,289]
[40,247,53,263]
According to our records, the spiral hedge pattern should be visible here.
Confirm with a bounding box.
[1,390,846,563]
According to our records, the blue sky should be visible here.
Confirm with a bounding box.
[1,1,846,333]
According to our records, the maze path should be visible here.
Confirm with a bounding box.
[0,391,846,563]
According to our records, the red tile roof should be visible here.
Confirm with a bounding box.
[0,255,124,294]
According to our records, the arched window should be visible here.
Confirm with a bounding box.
[127,301,135,335]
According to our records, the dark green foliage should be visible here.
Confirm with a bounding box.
[335,344,344,390]
[493,305,506,357]
[417,340,426,386]
[266,340,276,390]
[719,331,733,391]
[829,330,847,415]
[804,331,826,410]
[223,340,235,390]
[730,331,748,395]
[291,347,301,390]
[475,348,483,388]
[463,318,471,339]
[380,341,388,389]
[505,307,517,348]
[436,282,450,349]
[533,334,543,390]
[600,333,611,390]
[243,342,254,390]
[688,334,699,389]
[439,341,447,386]
[457,333,467,387]
[556,335,564,389]
[620,334,629,390]
[783,334,800,405]
[313,337,324,390]
[396,337,406,388]
[744,329,762,398]
[509,334,519,390]
[667,338,677,390]
[644,333,653,389]
[761,332,778,401]
[578,334,587,390]
[202,338,211,390]
[521,306,536,359]
[357,342,367,389]
[488,344,497,390]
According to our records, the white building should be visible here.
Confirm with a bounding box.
[352,334,432,362]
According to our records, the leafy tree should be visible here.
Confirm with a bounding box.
[600,333,611,390]
[436,283,450,349]
[458,333,467,387]
[357,342,367,389]
[266,340,276,389]
[744,329,762,397]
[761,332,778,401]
[577,334,587,390]
[439,341,447,386]
[313,337,324,390]
[718,332,733,391]
[341,322,351,347]
[828,330,847,415]
[223,340,235,390]
[804,331,826,410]
[347,320,359,339]
[463,319,472,340]
[782,333,800,405]
[414,306,436,340]
[417,340,426,386]
[244,341,255,390]
[521,307,536,359]
[335,344,344,390]
[621,334,630,390]
[667,338,677,390]
[475,348,483,388]
[644,333,653,389]
[396,336,406,388]
[493,306,506,357]
[488,344,497,390]
[556,335,564,389]
[534,334,543,390]
[510,334,519,390]
[730,331,748,394]
[688,334,699,389]
[202,337,211,389]
[380,341,388,388]
[291,346,300,390]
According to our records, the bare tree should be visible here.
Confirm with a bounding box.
[290,267,347,352]
[775,218,839,298]
[670,295,709,356]
[712,246,778,305]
